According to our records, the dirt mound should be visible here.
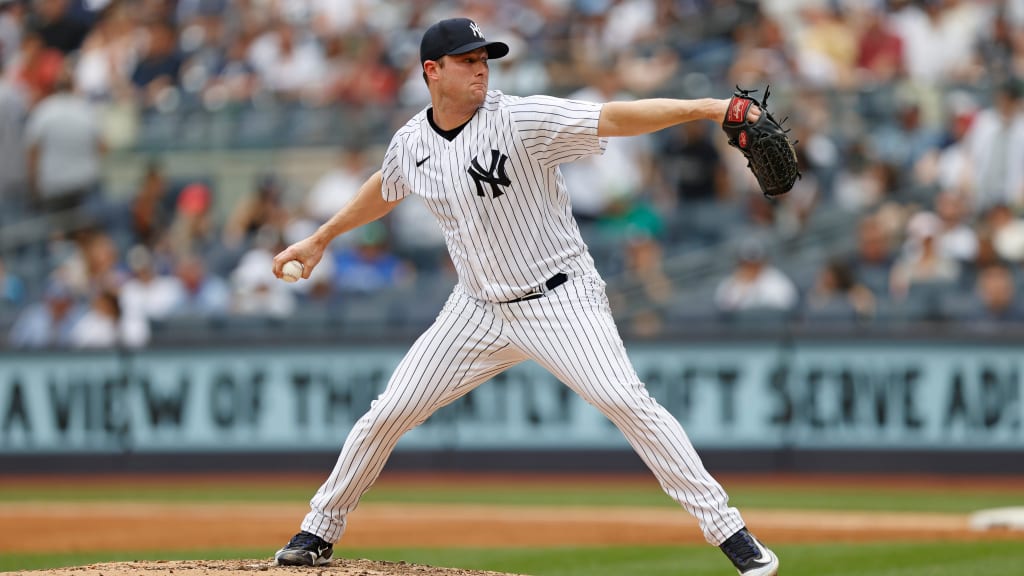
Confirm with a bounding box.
[5,560,525,576]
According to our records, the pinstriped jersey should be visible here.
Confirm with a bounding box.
[381,90,609,303]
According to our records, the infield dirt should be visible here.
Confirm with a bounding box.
[3,473,1023,576]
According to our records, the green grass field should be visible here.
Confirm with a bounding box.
[1,480,1019,513]
[2,476,1023,575]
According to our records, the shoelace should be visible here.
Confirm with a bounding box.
[721,531,760,564]
[288,531,325,549]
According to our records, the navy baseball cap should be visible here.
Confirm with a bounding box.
[420,18,509,64]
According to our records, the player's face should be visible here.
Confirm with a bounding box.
[439,47,489,104]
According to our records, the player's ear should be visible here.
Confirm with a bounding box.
[423,60,441,84]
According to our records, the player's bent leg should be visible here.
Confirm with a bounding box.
[297,289,524,545]
[507,273,746,545]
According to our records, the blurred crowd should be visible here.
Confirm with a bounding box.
[2,0,1024,348]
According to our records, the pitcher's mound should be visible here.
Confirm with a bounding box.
[6,560,527,576]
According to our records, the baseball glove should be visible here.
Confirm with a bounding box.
[721,86,801,198]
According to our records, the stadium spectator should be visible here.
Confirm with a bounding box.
[130,19,183,108]
[606,231,674,337]
[850,212,899,296]
[10,27,64,105]
[561,69,652,222]
[0,52,27,224]
[128,159,174,248]
[334,31,400,107]
[714,239,798,313]
[3,0,1024,342]
[73,1,138,102]
[727,12,794,88]
[247,19,327,101]
[973,5,1022,85]
[854,5,904,84]
[55,229,125,300]
[890,0,986,85]
[947,263,1024,329]
[175,0,231,29]
[119,244,181,346]
[305,147,369,225]
[832,139,892,212]
[167,253,231,318]
[29,0,90,55]
[794,4,859,88]
[0,0,27,70]
[68,288,124,348]
[961,78,1024,211]
[964,228,1007,290]
[967,264,1024,325]
[485,33,549,98]
[802,259,876,325]
[913,90,978,193]
[869,92,944,174]
[0,256,24,308]
[200,35,259,107]
[223,174,290,250]
[7,278,82,348]
[25,64,106,238]
[230,226,296,317]
[933,190,978,264]
[330,221,413,295]
[388,196,448,273]
[985,202,1024,263]
[889,211,960,300]
[166,181,218,263]
[656,118,729,207]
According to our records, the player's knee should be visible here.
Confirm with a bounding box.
[364,398,433,432]
[584,382,653,415]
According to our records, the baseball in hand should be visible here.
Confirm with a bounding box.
[281,260,304,283]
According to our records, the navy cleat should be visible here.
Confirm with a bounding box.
[274,530,334,566]
[719,527,779,576]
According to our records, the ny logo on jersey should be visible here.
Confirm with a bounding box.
[469,21,483,39]
[467,149,511,198]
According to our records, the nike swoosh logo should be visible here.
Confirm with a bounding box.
[416,156,430,167]
[751,540,772,565]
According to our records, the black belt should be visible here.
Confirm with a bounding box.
[502,272,568,303]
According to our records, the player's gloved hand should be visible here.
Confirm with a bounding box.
[721,85,801,198]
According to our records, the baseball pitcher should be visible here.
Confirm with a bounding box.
[272,17,795,576]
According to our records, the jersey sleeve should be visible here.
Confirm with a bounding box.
[507,94,608,167]
[381,134,413,201]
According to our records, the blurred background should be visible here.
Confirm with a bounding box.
[0,0,1023,474]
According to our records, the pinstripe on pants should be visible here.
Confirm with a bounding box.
[301,273,746,546]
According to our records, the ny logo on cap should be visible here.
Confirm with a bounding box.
[469,21,483,39]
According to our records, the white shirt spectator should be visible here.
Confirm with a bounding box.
[25,92,104,199]
[890,1,987,84]
[248,26,327,96]
[963,106,1024,210]
[561,85,650,219]
[69,308,119,348]
[230,248,296,317]
[305,152,367,223]
[994,219,1024,262]
[714,253,798,312]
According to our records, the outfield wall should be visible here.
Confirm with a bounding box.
[1,339,1022,474]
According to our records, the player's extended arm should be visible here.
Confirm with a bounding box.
[597,98,758,137]
[272,170,401,280]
